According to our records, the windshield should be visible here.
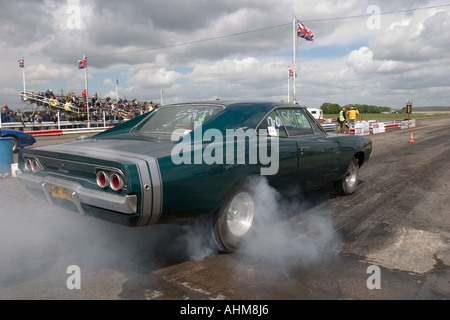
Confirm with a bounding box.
[132,105,224,134]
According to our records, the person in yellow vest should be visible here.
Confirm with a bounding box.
[338,107,347,133]
[49,97,57,108]
[346,105,359,129]
[64,101,72,111]
[148,101,154,112]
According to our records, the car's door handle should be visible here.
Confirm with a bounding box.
[300,147,309,155]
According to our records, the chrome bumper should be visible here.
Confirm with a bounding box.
[17,171,137,216]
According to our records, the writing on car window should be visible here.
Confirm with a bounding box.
[133,105,223,134]
[258,108,314,137]
[258,111,286,137]
[278,108,313,136]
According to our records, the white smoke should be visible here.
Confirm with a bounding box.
[235,176,340,271]
[0,174,339,298]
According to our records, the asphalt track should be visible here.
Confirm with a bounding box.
[0,116,449,303]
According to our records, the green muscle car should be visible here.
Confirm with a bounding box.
[17,101,372,252]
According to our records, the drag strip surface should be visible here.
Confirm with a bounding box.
[1,117,449,300]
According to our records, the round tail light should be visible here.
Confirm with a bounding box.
[96,171,110,189]
[25,158,32,171]
[31,159,41,173]
[110,173,125,191]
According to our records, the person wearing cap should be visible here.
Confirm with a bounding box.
[346,105,360,129]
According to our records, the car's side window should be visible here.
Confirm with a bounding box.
[257,110,287,137]
[307,114,326,134]
[278,108,314,136]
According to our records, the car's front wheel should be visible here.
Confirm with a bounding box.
[334,156,360,195]
[213,184,255,253]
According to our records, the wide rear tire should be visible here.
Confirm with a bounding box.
[212,184,255,253]
[334,156,360,195]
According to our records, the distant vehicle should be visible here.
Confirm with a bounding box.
[17,100,372,253]
[307,108,324,122]
[1,129,36,153]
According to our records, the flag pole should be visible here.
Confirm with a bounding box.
[287,66,290,103]
[115,79,119,102]
[161,89,163,106]
[22,59,27,101]
[84,54,90,128]
[292,15,297,104]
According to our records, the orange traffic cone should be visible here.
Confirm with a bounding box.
[408,131,415,143]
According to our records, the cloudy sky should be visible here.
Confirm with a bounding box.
[1,0,449,111]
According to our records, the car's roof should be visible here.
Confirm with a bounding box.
[165,100,306,110]
[162,100,308,130]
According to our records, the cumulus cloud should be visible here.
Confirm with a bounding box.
[129,68,184,88]
[1,0,450,109]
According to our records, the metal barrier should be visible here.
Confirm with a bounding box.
[1,120,120,132]
[321,122,338,132]
[21,90,85,114]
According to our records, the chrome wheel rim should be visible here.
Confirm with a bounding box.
[227,192,254,237]
[12,140,18,152]
[346,159,358,189]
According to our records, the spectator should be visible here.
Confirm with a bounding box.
[42,110,51,122]
[1,107,9,123]
[346,105,360,129]
[3,104,10,117]
[338,107,347,134]
[45,90,55,99]
[16,109,23,120]
[9,110,17,122]
[42,110,51,129]
[49,97,58,108]
[34,111,42,130]
[27,113,34,129]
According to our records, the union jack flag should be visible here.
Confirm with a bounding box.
[18,57,24,68]
[289,69,297,78]
[297,21,314,41]
[78,55,87,69]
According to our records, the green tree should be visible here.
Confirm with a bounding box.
[320,102,341,114]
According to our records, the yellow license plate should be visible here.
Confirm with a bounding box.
[50,185,74,203]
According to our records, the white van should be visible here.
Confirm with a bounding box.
[307,108,323,121]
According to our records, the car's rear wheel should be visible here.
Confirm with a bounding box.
[213,184,255,253]
[334,156,360,195]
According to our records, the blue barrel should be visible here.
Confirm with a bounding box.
[0,137,13,174]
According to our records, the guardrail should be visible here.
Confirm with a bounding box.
[21,90,86,114]
[1,119,120,131]
[1,118,410,137]
[321,122,338,132]
[0,120,119,136]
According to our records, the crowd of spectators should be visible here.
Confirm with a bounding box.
[2,90,161,130]
[32,89,159,116]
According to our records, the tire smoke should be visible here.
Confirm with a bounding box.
[236,176,340,271]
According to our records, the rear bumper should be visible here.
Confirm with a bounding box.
[17,171,137,216]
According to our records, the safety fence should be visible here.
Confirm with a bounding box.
[1,118,413,137]
[0,120,116,136]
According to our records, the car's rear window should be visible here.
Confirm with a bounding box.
[132,105,223,134]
